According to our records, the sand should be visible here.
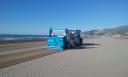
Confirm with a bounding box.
[0,36,128,77]
[0,41,57,68]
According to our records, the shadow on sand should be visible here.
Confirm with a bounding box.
[69,43,100,50]
[82,43,100,46]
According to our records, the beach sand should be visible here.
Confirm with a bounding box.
[0,40,57,68]
[0,36,128,77]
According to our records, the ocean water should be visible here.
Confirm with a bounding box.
[0,34,48,41]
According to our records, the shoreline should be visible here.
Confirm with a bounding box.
[0,39,46,45]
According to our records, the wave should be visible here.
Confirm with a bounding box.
[0,34,48,41]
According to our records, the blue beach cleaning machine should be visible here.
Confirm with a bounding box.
[43,28,83,51]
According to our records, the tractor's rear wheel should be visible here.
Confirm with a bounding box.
[76,38,80,45]
[65,41,71,49]
[79,38,83,45]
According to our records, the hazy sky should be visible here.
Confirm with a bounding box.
[0,0,128,35]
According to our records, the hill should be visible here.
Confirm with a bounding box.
[82,25,128,35]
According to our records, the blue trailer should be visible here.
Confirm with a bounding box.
[43,28,83,51]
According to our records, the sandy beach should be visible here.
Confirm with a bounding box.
[0,40,57,68]
[0,36,128,77]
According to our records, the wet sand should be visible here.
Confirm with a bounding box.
[0,37,128,77]
[0,41,57,68]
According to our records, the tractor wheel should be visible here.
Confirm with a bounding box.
[76,38,80,45]
[65,42,71,49]
[79,38,83,45]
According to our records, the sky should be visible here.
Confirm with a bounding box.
[0,0,128,35]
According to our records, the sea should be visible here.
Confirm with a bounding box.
[0,34,48,41]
